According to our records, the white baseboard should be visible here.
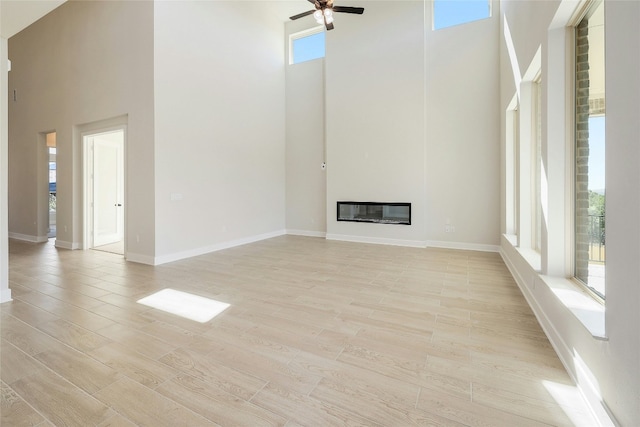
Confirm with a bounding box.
[54,240,80,250]
[286,229,326,238]
[325,233,426,248]
[426,240,500,253]
[126,252,155,265]
[499,245,617,427]
[153,229,287,266]
[8,232,48,243]
[0,288,12,304]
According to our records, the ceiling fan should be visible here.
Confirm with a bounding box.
[290,0,365,31]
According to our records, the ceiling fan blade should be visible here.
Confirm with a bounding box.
[333,6,365,14]
[290,10,315,20]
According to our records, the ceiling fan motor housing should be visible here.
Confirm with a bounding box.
[290,0,364,31]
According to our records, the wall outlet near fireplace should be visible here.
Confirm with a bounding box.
[445,225,456,233]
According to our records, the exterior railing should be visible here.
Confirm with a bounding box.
[589,214,605,263]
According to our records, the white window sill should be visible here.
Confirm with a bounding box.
[504,233,518,247]
[516,247,542,272]
[504,234,542,272]
[539,275,606,339]
[502,234,606,340]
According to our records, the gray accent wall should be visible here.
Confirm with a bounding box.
[7,0,155,259]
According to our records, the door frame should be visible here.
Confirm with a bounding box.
[36,130,56,243]
[82,123,127,254]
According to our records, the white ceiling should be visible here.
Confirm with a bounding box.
[0,1,319,39]
[1,0,67,38]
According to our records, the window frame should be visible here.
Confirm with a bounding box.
[289,26,325,65]
[571,0,606,303]
[432,0,492,31]
[533,74,543,252]
[505,95,519,238]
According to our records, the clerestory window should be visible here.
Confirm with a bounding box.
[289,27,325,65]
[433,0,491,30]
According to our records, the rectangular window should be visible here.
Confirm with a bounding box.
[433,0,491,30]
[290,27,325,65]
[575,0,605,300]
[505,98,519,237]
[533,77,542,252]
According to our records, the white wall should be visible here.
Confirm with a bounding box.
[600,1,640,423]
[324,0,500,250]
[285,21,326,236]
[7,0,155,260]
[153,1,287,262]
[326,1,427,246]
[426,1,501,250]
[1,36,10,302]
[500,0,640,424]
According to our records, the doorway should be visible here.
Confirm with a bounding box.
[46,132,57,238]
[83,129,125,255]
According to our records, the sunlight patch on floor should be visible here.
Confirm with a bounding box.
[542,380,599,426]
[137,288,230,323]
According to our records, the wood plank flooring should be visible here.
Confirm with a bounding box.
[1,236,596,426]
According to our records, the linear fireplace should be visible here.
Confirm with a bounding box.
[337,202,411,225]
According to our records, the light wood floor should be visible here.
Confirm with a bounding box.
[1,236,596,426]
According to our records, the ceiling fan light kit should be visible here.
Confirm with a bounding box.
[290,0,364,31]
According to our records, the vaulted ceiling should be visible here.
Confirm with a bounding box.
[1,0,66,38]
[1,0,323,40]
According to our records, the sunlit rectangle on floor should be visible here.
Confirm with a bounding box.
[137,288,230,323]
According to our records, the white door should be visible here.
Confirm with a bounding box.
[93,136,124,247]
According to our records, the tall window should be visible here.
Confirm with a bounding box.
[533,77,542,252]
[575,0,605,299]
[505,101,519,237]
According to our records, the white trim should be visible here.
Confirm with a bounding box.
[8,232,48,243]
[0,288,12,303]
[126,252,155,266]
[505,95,519,237]
[499,243,615,426]
[54,239,79,250]
[153,229,287,266]
[541,275,605,338]
[326,233,426,248]
[80,121,128,253]
[425,240,500,253]
[286,229,326,238]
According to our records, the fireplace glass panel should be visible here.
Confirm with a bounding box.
[337,202,411,225]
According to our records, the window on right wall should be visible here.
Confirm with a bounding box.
[574,0,605,300]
